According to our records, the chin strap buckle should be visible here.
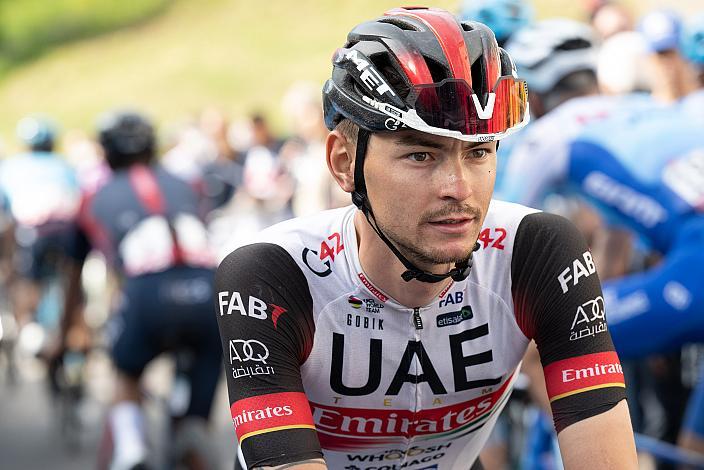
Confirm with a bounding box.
[401,269,422,282]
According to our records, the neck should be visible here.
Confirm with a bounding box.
[354,211,452,308]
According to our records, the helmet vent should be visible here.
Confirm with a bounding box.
[369,53,411,98]
[424,57,450,84]
[378,18,419,31]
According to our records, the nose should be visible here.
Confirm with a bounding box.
[436,156,472,202]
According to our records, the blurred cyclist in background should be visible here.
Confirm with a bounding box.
[504,19,600,119]
[57,111,222,470]
[501,36,704,460]
[0,116,80,338]
[638,9,699,103]
[459,0,533,47]
[491,17,604,212]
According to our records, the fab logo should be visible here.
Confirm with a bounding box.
[439,291,464,308]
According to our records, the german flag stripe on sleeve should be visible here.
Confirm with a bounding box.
[231,392,316,443]
[543,351,626,403]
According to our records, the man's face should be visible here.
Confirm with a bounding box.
[362,129,497,267]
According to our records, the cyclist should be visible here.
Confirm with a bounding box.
[215,7,636,469]
[0,116,80,332]
[57,111,222,470]
[496,18,661,242]
[503,18,599,120]
[638,9,699,103]
[494,18,618,203]
[501,35,704,447]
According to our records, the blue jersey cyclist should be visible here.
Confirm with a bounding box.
[58,111,222,470]
[501,46,704,459]
[214,7,637,470]
[0,116,81,329]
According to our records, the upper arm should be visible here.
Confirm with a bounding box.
[215,243,322,469]
[511,212,627,433]
[557,400,637,469]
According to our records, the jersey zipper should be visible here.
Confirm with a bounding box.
[409,306,424,462]
[412,307,423,330]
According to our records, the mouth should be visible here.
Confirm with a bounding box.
[427,216,475,234]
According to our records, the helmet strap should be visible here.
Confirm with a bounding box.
[351,128,479,284]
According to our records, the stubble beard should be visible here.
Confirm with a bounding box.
[375,203,482,267]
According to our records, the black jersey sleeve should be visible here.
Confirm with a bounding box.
[214,243,322,468]
[511,212,626,433]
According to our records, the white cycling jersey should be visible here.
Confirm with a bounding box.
[215,202,626,470]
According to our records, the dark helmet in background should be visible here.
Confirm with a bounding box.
[97,110,155,170]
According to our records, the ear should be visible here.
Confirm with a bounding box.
[326,130,356,193]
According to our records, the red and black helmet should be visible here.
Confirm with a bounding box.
[323,6,529,142]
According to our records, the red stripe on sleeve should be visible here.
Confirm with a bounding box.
[230,392,316,443]
[543,351,626,402]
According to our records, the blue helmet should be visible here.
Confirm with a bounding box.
[680,12,704,66]
[16,116,56,152]
[637,9,682,53]
[459,0,533,44]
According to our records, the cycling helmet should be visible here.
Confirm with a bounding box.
[638,9,681,53]
[323,7,528,283]
[324,7,529,142]
[680,12,704,66]
[505,18,598,95]
[459,0,534,44]
[16,116,56,152]
[97,110,155,169]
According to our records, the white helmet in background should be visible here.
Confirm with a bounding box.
[505,18,598,95]
[598,31,651,94]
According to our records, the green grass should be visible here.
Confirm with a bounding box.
[0,0,459,144]
[0,0,698,150]
[0,0,172,73]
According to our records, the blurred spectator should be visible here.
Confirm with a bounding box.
[249,112,284,154]
[63,129,111,193]
[597,31,652,94]
[162,122,218,185]
[162,108,246,216]
[209,145,294,261]
[638,9,699,103]
[589,1,633,40]
[279,81,348,217]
